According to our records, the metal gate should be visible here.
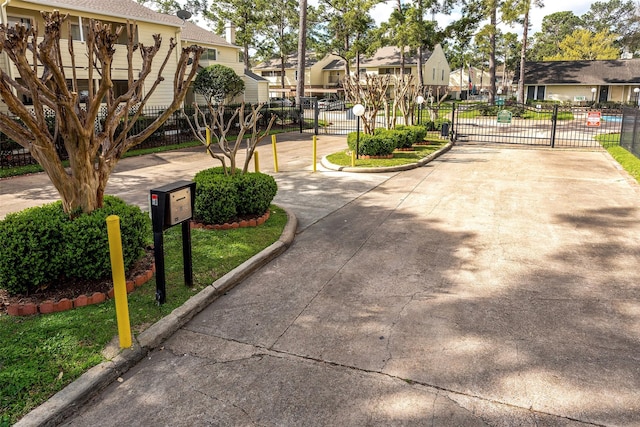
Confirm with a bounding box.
[454,103,623,148]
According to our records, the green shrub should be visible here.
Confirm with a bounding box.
[434,118,452,131]
[193,168,278,224]
[396,125,426,145]
[235,173,277,216]
[347,131,396,156]
[0,197,149,295]
[62,197,149,280]
[391,127,414,149]
[193,172,238,224]
[422,120,435,131]
[412,126,427,142]
[0,204,67,294]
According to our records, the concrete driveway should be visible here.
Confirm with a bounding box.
[6,136,640,426]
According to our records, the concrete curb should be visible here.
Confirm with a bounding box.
[320,140,454,173]
[14,207,298,427]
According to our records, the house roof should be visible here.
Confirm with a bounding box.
[16,0,235,47]
[254,46,435,71]
[322,46,434,70]
[524,59,640,85]
[244,70,267,81]
[163,17,235,48]
[253,53,319,70]
[18,0,174,25]
[359,46,432,68]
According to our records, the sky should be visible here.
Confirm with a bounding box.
[308,0,599,36]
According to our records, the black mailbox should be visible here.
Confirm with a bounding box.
[149,181,196,305]
[150,180,195,232]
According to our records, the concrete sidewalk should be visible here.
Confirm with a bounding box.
[7,136,640,426]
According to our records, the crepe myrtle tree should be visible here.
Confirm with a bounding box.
[0,11,203,215]
[185,64,275,175]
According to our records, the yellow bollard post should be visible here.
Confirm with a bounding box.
[106,215,132,349]
[351,150,356,167]
[254,151,260,172]
[206,126,211,146]
[312,135,317,172]
[271,135,279,172]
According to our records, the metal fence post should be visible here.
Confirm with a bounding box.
[450,103,456,141]
[550,104,559,148]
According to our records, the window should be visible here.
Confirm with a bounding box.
[432,68,435,80]
[238,51,244,63]
[203,49,217,61]
[441,70,445,82]
[526,85,546,101]
[261,71,282,77]
[6,15,32,30]
[70,17,90,41]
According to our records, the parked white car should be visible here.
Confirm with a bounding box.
[318,98,346,111]
[269,97,293,107]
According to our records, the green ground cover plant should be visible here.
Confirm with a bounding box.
[327,141,448,167]
[0,207,287,425]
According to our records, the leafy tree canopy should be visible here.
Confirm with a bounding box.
[194,64,245,104]
[529,11,584,60]
[545,29,620,60]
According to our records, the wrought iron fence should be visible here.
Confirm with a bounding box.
[300,98,454,138]
[453,102,623,148]
[621,107,640,158]
[0,103,303,170]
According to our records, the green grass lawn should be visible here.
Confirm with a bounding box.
[522,111,574,120]
[0,207,287,425]
[0,141,202,179]
[596,133,640,183]
[326,140,449,168]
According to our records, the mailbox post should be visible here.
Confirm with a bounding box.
[150,180,196,305]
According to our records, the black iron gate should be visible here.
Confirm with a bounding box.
[453,102,623,148]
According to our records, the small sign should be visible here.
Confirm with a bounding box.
[497,110,512,124]
[574,96,587,102]
[496,98,505,106]
[586,111,601,127]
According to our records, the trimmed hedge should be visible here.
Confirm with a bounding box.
[0,196,150,295]
[193,167,277,225]
[347,125,428,155]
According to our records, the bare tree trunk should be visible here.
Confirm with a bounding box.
[343,74,390,134]
[0,11,202,214]
[489,3,497,104]
[295,0,307,106]
[517,2,530,103]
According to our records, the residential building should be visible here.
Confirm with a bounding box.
[522,59,640,104]
[449,66,513,100]
[252,44,451,101]
[0,0,265,109]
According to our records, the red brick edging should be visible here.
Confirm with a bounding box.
[190,210,270,230]
[5,264,156,317]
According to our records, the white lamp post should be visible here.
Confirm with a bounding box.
[591,87,597,104]
[352,103,365,159]
[634,87,639,106]
[416,95,425,125]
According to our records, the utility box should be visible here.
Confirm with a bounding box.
[150,181,196,232]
